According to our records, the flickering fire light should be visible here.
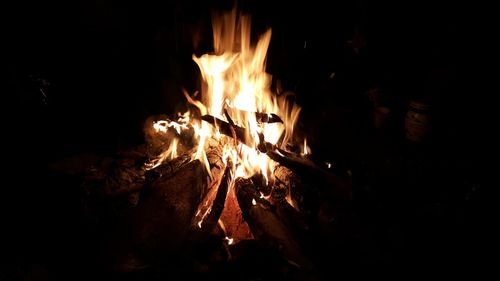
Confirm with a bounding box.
[144,9,310,234]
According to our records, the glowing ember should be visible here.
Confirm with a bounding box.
[225,236,234,245]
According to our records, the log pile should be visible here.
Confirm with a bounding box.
[66,112,352,278]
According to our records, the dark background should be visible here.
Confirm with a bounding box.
[3,0,486,280]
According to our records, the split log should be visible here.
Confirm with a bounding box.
[235,177,313,270]
[101,159,208,273]
[191,138,225,229]
[191,162,232,239]
[219,186,254,242]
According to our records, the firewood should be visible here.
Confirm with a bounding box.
[103,159,208,272]
[267,150,352,202]
[224,107,284,124]
[201,114,276,153]
[145,151,193,183]
[98,156,146,199]
[272,165,302,206]
[193,162,232,237]
[251,173,272,197]
[143,115,196,159]
[219,186,254,242]
[270,165,309,237]
[235,177,313,270]
[190,138,225,228]
[255,112,283,124]
[201,115,250,146]
[200,114,351,199]
[206,138,224,178]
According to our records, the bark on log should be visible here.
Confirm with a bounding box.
[143,115,196,160]
[82,137,227,273]
[235,178,313,270]
[272,165,302,206]
[102,159,208,273]
[267,150,352,202]
[145,151,193,183]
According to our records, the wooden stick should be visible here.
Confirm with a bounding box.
[201,115,250,145]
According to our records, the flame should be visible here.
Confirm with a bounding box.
[188,11,299,181]
[301,138,311,156]
[145,10,309,228]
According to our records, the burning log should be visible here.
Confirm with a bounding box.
[235,177,313,270]
[191,138,226,228]
[267,150,352,202]
[255,112,283,124]
[201,115,249,145]
[271,165,310,237]
[78,139,236,273]
[200,113,349,196]
[192,162,232,238]
[145,150,193,183]
[225,107,284,124]
[102,159,209,272]
[219,186,254,242]
[201,114,276,153]
[205,138,225,178]
[272,165,302,206]
[195,136,253,241]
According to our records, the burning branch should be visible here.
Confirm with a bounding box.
[201,115,249,145]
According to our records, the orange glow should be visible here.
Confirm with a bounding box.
[144,9,310,231]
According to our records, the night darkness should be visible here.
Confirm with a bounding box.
[3,0,486,280]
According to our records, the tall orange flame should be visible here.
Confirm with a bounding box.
[144,9,309,230]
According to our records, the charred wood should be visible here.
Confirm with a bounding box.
[235,178,313,270]
[104,159,208,272]
[272,165,302,206]
[201,115,249,145]
[192,163,232,239]
[145,151,193,183]
[267,150,352,202]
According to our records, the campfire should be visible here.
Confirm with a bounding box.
[77,8,350,276]
[145,8,309,241]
